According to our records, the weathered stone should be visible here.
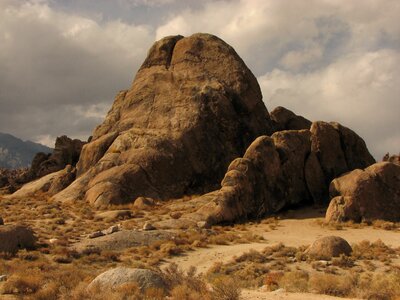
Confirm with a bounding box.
[0,225,36,253]
[87,267,166,292]
[54,33,273,206]
[310,121,348,179]
[133,197,156,210]
[270,106,311,131]
[326,162,400,222]
[306,236,352,260]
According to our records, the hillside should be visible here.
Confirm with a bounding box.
[0,132,52,169]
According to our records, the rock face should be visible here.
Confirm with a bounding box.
[326,162,400,222]
[383,153,400,165]
[30,135,85,178]
[179,121,375,226]
[9,165,76,198]
[54,33,273,207]
[0,136,84,195]
[270,106,311,131]
[0,225,36,254]
[88,267,166,292]
[305,236,352,260]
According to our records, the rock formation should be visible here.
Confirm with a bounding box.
[326,162,400,222]
[383,152,400,165]
[54,33,273,207]
[0,136,84,195]
[173,121,375,226]
[48,33,378,225]
[29,135,85,178]
[270,106,311,131]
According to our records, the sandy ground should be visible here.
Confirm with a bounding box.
[166,207,399,300]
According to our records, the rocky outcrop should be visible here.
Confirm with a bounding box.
[326,162,400,222]
[87,267,166,293]
[177,121,374,226]
[270,106,311,131]
[31,135,85,178]
[0,136,84,195]
[383,153,400,165]
[305,236,352,260]
[9,165,76,198]
[54,33,273,207]
[0,225,37,254]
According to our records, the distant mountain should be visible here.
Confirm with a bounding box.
[0,132,52,169]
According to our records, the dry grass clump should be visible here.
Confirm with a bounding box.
[372,220,400,231]
[206,244,301,288]
[351,240,399,263]
[316,218,400,231]
[164,263,240,300]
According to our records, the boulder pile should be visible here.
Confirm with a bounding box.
[326,162,400,222]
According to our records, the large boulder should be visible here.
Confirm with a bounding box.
[0,225,37,254]
[326,162,400,222]
[305,236,352,260]
[54,33,273,207]
[87,267,166,292]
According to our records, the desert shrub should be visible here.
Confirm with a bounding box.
[332,254,355,268]
[278,270,309,292]
[352,240,398,263]
[2,272,44,294]
[211,277,241,300]
[264,271,284,291]
[309,273,352,297]
[355,271,400,300]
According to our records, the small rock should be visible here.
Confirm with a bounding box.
[0,275,7,282]
[103,225,120,235]
[197,221,211,229]
[49,238,58,244]
[169,211,182,219]
[133,197,155,210]
[89,231,105,239]
[95,210,132,221]
[143,222,155,231]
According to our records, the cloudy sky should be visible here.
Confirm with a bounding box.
[0,0,399,159]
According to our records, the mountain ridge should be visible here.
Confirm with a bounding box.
[0,132,52,169]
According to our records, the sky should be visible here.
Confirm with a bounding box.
[0,0,399,159]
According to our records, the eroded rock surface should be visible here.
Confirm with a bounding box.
[326,162,400,222]
[54,33,273,207]
[179,122,374,226]
[87,267,166,292]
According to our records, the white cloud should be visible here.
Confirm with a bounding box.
[0,0,155,142]
[259,49,400,159]
[0,0,398,160]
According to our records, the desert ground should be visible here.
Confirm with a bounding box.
[0,192,399,299]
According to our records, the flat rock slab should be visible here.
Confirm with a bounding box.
[72,229,175,253]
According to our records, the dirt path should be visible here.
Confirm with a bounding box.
[166,207,399,300]
[167,208,400,272]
